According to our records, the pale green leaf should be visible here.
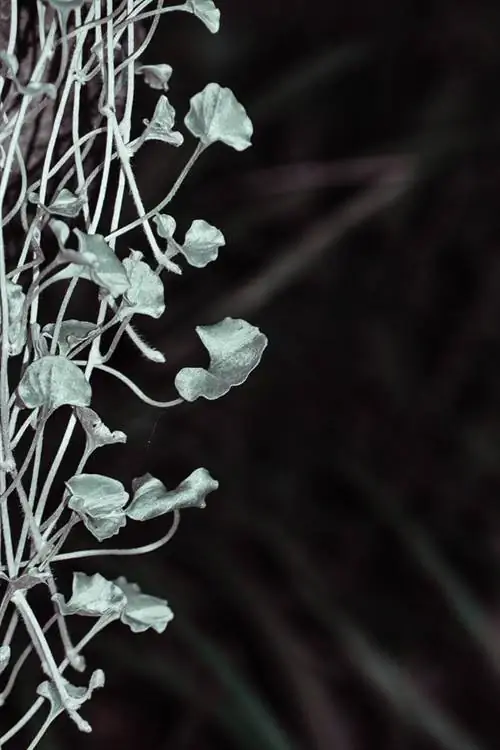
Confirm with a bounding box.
[16,355,91,411]
[135,63,173,91]
[37,669,105,734]
[65,474,128,541]
[75,406,127,454]
[182,219,225,267]
[114,577,174,633]
[175,317,267,401]
[47,230,130,298]
[47,188,85,218]
[42,320,97,356]
[53,572,126,618]
[185,83,253,151]
[119,251,166,319]
[137,96,184,150]
[127,467,218,521]
[153,213,179,259]
[185,0,220,33]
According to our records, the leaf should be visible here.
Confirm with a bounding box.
[47,188,85,218]
[175,317,268,401]
[185,0,220,33]
[135,63,173,91]
[127,467,218,521]
[16,355,92,411]
[75,406,127,454]
[136,96,184,150]
[42,320,97,356]
[185,83,253,151]
[37,669,105,734]
[48,230,130,298]
[153,213,179,259]
[65,474,129,541]
[181,219,225,268]
[119,251,166,319]
[49,218,71,251]
[2,279,27,356]
[114,577,174,634]
[53,572,126,618]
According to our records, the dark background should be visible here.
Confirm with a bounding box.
[7,1,500,749]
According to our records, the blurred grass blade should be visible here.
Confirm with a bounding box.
[259,524,487,750]
[176,616,297,750]
[340,461,500,679]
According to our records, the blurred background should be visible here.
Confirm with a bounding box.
[8,0,500,748]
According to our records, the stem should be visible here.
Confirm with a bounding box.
[106,142,204,243]
[74,360,183,408]
[54,509,180,561]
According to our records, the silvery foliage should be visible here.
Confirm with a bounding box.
[0,0,267,745]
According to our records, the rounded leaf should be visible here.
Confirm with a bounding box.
[182,219,225,268]
[17,355,91,411]
[65,474,128,541]
[114,577,174,634]
[185,83,253,151]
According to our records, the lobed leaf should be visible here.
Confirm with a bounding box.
[136,96,184,150]
[175,317,268,401]
[53,572,126,618]
[75,406,127,454]
[37,669,105,734]
[135,63,173,91]
[127,467,218,521]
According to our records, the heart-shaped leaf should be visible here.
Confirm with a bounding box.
[17,356,91,411]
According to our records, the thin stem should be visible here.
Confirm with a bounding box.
[54,509,180,561]
[74,360,182,408]
[106,142,204,243]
